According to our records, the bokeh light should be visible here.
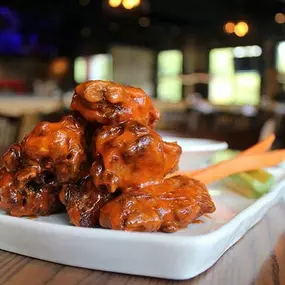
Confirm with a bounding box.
[50,58,69,77]
[275,13,285,24]
[139,17,150,27]
[234,21,249,37]
[108,0,122,8]
[122,0,141,10]
[233,45,262,58]
[233,46,246,58]
[224,22,235,34]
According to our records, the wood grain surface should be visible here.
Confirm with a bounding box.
[0,201,284,285]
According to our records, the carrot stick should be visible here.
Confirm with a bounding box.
[178,150,285,185]
[169,134,276,179]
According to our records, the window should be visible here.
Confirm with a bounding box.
[209,48,235,105]
[157,50,183,102]
[88,54,113,81]
[112,46,154,96]
[277,42,285,75]
[74,57,87,83]
[209,47,261,105]
[74,54,113,83]
[276,42,285,92]
[235,72,261,105]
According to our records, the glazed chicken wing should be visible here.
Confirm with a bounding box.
[70,80,159,127]
[0,167,62,216]
[2,115,87,183]
[0,79,216,234]
[99,175,216,233]
[59,175,112,227]
[0,115,87,217]
[91,121,182,192]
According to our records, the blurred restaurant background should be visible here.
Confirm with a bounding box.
[1,0,285,155]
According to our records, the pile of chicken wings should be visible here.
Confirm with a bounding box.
[0,80,215,232]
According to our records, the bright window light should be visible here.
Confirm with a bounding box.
[209,48,235,76]
[233,47,246,58]
[235,72,261,105]
[158,50,183,76]
[248,45,262,57]
[209,76,236,105]
[157,50,183,102]
[209,48,261,105]
[277,42,285,74]
[157,77,183,102]
[74,57,87,83]
[233,45,262,58]
[88,54,113,81]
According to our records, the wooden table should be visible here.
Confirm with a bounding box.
[0,201,284,285]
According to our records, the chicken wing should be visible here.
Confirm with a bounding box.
[0,79,217,234]
[0,115,87,217]
[59,175,112,227]
[91,121,182,193]
[1,115,87,183]
[0,167,62,216]
[70,80,159,127]
[99,175,216,233]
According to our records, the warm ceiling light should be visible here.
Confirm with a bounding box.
[275,13,285,24]
[122,0,141,10]
[50,58,69,76]
[108,0,122,8]
[224,22,235,34]
[234,21,249,37]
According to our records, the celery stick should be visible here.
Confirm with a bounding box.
[222,170,275,198]
[211,150,275,198]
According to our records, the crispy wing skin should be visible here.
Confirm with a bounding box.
[2,115,87,183]
[59,176,112,227]
[70,80,159,127]
[91,121,182,192]
[99,176,216,233]
[0,167,62,217]
[0,115,87,217]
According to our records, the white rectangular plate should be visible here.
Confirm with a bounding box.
[0,168,284,280]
